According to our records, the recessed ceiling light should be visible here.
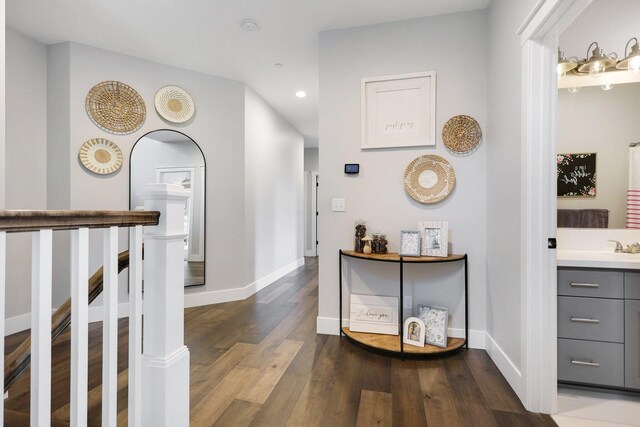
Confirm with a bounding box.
[295,91,307,98]
[274,63,284,69]
[241,19,259,33]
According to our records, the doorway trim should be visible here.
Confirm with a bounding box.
[305,171,319,257]
[519,0,592,414]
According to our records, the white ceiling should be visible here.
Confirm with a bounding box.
[6,0,491,147]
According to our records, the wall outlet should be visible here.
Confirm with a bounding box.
[403,295,412,310]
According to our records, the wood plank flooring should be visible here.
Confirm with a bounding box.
[3,257,556,426]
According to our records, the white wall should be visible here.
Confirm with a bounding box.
[318,11,488,340]
[244,87,304,283]
[557,84,640,228]
[45,42,246,309]
[0,2,5,210]
[485,0,538,396]
[5,28,47,322]
[304,148,319,171]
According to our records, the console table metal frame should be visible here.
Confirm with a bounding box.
[339,250,468,358]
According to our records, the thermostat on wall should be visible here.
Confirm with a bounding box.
[344,164,359,174]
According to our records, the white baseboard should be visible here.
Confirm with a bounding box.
[184,257,305,308]
[316,316,486,349]
[485,331,523,401]
[4,257,306,336]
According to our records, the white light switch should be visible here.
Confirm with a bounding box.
[332,198,346,212]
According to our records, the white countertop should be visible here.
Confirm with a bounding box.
[557,249,640,269]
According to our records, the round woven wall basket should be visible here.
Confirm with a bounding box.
[404,155,456,204]
[155,85,196,123]
[85,81,146,134]
[78,138,123,175]
[442,115,482,155]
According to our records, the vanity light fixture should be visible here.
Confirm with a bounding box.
[600,83,615,91]
[295,91,307,98]
[557,48,578,77]
[577,42,617,77]
[616,37,640,73]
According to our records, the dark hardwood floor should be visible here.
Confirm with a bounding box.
[3,257,556,426]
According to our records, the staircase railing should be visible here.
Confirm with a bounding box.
[0,183,191,427]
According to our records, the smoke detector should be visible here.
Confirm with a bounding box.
[241,19,259,33]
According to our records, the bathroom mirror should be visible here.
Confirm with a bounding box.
[557,82,640,228]
[130,129,206,287]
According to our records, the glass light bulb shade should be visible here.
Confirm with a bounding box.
[589,61,606,77]
[629,56,640,73]
[557,64,565,78]
[567,87,580,94]
[600,83,615,91]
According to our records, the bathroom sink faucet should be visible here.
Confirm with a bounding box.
[608,240,624,253]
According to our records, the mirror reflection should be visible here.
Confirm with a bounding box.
[557,82,640,228]
[130,130,206,286]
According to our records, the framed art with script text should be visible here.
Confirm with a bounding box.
[557,153,596,197]
[349,294,399,335]
[361,71,436,149]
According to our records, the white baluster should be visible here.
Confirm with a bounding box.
[102,227,118,427]
[70,228,89,427]
[31,229,52,427]
[0,231,6,423]
[128,225,143,427]
[141,184,190,427]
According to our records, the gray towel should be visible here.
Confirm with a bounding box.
[557,209,609,228]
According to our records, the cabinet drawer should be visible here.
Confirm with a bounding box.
[558,269,623,299]
[558,338,624,387]
[558,296,624,343]
[625,272,640,300]
[626,300,640,390]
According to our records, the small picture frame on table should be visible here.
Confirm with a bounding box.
[399,230,421,257]
[417,304,448,348]
[403,317,426,347]
[418,221,448,257]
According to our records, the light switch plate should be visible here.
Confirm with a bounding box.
[332,198,346,212]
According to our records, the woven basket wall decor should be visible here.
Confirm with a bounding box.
[78,138,123,175]
[404,155,456,204]
[155,85,196,123]
[85,81,146,134]
[442,115,482,154]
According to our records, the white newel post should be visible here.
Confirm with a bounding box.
[141,183,190,426]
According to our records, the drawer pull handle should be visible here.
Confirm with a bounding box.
[570,282,599,289]
[571,360,600,368]
[570,317,600,324]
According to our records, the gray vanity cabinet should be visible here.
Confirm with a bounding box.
[626,299,640,389]
[558,267,640,391]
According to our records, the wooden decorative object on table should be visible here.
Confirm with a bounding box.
[85,81,146,134]
[78,138,123,175]
[442,115,482,154]
[154,85,196,123]
[404,154,455,204]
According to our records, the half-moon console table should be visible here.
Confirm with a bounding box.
[339,250,468,358]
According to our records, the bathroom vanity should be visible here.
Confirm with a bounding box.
[557,249,640,391]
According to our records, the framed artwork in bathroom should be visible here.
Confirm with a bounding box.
[557,153,597,197]
[361,71,436,149]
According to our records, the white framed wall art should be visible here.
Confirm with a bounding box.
[361,71,436,149]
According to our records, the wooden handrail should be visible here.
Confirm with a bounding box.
[4,248,133,392]
[0,210,160,233]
